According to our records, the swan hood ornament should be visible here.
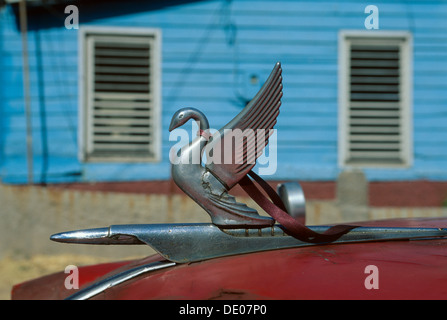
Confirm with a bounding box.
[168,62,282,229]
[50,62,447,270]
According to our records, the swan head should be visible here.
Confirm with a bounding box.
[169,107,209,132]
[169,108,190,131]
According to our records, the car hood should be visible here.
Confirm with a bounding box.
[11,217,447,300]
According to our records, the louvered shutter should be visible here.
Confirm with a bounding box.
[340,34,412,167]
[81,29,161,162]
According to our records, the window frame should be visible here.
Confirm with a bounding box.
[338,30,413,168]
[78,26,162,163]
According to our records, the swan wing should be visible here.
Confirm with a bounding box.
[205,62,283,189]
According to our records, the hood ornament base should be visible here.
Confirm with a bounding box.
[51,223,447,263]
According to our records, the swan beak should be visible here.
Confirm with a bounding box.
[169,118,178,132]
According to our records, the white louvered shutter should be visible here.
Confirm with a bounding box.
[82,29,161,162]
[340,34,412,167]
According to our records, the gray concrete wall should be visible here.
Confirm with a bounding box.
[0,184,210,260]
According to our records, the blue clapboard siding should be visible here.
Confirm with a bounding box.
[1,0,447,184]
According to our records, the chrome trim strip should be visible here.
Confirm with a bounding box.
[52,223,447,264]
[66,260,176,300]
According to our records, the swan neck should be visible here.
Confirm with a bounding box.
[191,111,209,132]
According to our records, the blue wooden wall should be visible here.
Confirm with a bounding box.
[1,0,447,184]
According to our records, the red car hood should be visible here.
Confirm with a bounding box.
[11,217,447,300]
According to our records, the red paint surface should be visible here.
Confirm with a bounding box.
[46,179,336,200]
[98,239,447,300]
[12,218,447,300]
[369,181,447,207]
[46,180,447,206]
[11,256,163,300]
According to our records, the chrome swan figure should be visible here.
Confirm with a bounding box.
[169,62,283,228]
[50,61,447,270]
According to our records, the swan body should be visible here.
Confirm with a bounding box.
[169,63,283,228]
